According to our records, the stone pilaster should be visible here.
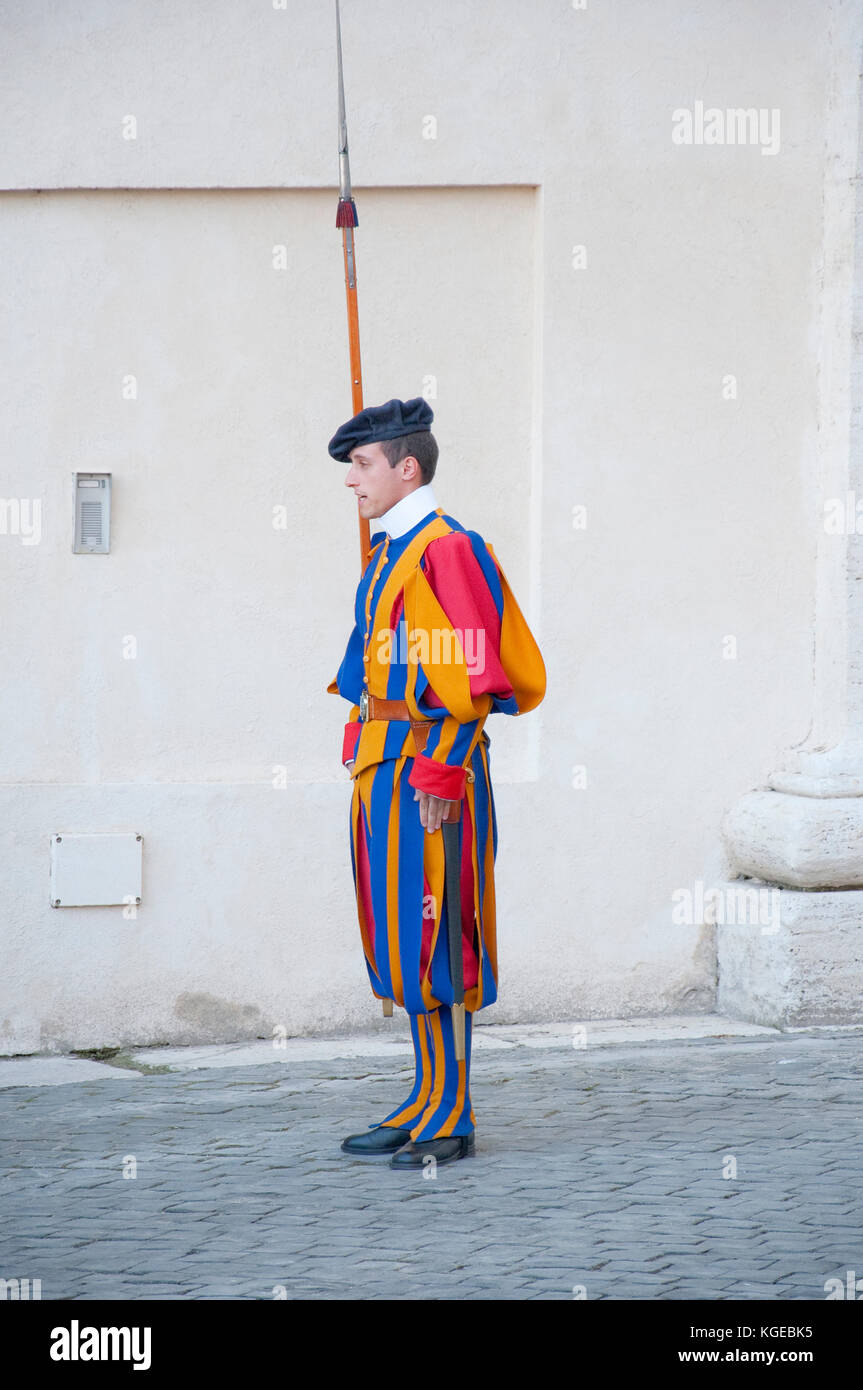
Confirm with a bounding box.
[717,10,863,1026]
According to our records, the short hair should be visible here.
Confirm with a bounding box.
[379,430,438,484]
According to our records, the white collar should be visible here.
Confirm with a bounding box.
[375,483,439,539]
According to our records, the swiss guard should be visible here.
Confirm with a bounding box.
[327,397,546,1167]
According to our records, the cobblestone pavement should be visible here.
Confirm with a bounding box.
[1,1030,861,1300]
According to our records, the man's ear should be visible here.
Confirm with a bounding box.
[401,454,420,481]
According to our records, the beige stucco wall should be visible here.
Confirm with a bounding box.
[0,0,847,1051]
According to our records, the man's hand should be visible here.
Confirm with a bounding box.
[345,759,355,775]
[414,788,455,833]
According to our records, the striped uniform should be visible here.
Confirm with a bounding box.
[329,507,545,1141]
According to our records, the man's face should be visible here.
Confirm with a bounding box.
[344,440,420,520]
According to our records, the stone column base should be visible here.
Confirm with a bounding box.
[721,789,863,889]
[716,880,863,1027]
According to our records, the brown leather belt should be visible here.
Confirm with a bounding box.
[360,692,433,755]
[359,691,466,820]
[362,695,424,722]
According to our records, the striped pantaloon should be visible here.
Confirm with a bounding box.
[349,735,497,1139]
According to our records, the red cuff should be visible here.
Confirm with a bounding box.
[408,754,467,800]
[342,721,361,765]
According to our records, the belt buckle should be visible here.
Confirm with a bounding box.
[359,688,369,722]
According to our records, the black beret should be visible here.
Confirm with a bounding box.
[328,396,434,462]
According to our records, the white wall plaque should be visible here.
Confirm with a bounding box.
[50,832,143,908]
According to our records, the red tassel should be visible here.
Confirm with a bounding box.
[336,198,359,228]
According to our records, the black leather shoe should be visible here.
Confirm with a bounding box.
[390,1133,475,1168]
[341,1126,413,1157]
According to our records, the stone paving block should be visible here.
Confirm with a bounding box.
[2,1030,862,1299]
